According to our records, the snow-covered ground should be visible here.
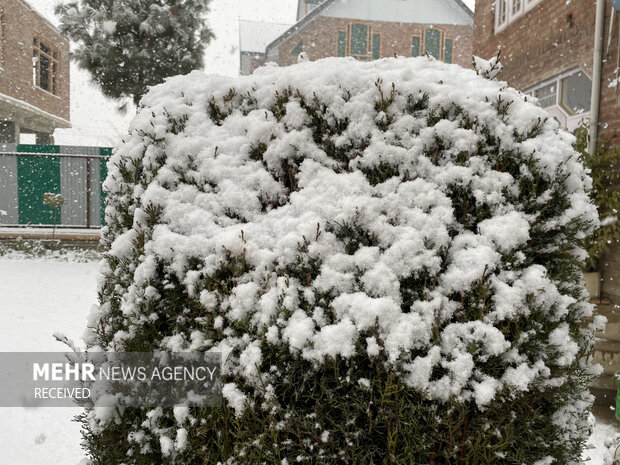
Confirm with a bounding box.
[0,255,618,464]
[0,258,99,464]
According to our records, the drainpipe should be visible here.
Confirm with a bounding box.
[588,0,606,155]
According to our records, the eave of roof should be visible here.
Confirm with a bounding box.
[16,0,66,40]
[265,0,337,55]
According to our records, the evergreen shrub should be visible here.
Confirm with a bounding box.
[83,57,602,464]
[574,122,620,271]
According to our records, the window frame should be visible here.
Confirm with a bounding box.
[524,67,591,132]
[495,0,543,33]
[290,40,303,57]
[33,37,60,96]
[337,22,379,61]
[411,28,454,64]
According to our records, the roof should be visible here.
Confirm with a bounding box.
[266,0,473,55]
[239,20,294,54]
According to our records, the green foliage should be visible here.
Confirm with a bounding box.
[575,122,620,270]
[55,0,214,107]
[85,59,598,464]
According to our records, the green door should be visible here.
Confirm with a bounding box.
[17,155,61,225]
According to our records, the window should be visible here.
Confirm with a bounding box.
[290,40,303,57]
[425,29,441,59]
[372,33,381,60]
[336,23,380,61]
[350,23,368,56]
[560,71,591,115]
[495,0,543,33]
[33,38,59,94]
[444,39,453,64]
[411,36,421,57]
[496,0,507,29]
[411,29,454,64]
[525,68,591,132]
[337,31,346,57]
[534,83,556,108]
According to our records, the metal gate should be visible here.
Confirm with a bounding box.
[0,144,112,228]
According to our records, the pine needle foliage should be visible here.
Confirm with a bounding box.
[55,0,214,107]
[574,122,620,271]
[82,57,600,464]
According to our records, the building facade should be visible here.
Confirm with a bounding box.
[473,0,618,142]
[474,0,620,300]
[240,0,474,75]
[0,0,70,144]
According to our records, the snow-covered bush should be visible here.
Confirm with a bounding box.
[84,56,602,464]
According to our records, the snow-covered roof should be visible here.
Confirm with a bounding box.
[239,20,293,54]
[322,0,473,25]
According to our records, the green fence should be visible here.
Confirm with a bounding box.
[0,144,112,228]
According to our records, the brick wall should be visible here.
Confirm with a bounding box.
[0,0,70,123]
[597,4,619,147]
[473,0,617,146]
[474,0,620,300]
[269,16,472,70]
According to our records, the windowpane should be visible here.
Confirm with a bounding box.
[40,42,49,55]
[52,62,57,94]
[534,83,556,108]
[39,54,49,91]
[290,41,303,56]
[444,39,452,63]
[561,72,592,115]
[512,0,522,15]
[498,0,507,25]
[411,36,420,57]
[337,31,346,57]
[350,24,368,55]
[424,29,441,59]
[372,34,380,60]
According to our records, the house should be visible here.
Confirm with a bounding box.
[473,0,619,296]
[473,0,620,403]
[240,21,294,77]
[240,0,474,75]
[0,0,70,144]
[472,0,618,143]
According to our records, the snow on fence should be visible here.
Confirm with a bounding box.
[0,144,112,228]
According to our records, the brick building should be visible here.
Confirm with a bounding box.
[0,0,70,144]
[473,0,618,141]
[474,0,620,300]
[240,0,474,75]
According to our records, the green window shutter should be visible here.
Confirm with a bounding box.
[350,23,368,55]
[411,36,420,57]
[291,40,303,56]
[444,39,453,63]
[337,31,346,57]
[372,33,380,60]
[424,29,441,59]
